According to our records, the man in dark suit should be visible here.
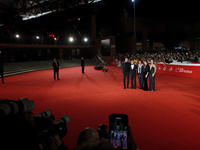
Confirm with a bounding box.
[130,60,137,89]
[81,57,85,73]
[137,60,144,89]
[52,58,60,80]
[0,60,4,84]
[0,51,4,84]
[122,58,131,89]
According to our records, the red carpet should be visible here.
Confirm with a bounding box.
[1,66,200,150]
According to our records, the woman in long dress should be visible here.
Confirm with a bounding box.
[143,60,150,91]
[149,59,156,92]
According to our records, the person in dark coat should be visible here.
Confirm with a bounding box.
[122,58,131,89]
[0,60,4,84]
[143,60,150,91]
[0,51,4,84]
[52,58,60,80]
[149,59,157,92]
[81,57,85,74]
[137,60,144,89]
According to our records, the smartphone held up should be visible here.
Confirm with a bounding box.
[109,114,128,150]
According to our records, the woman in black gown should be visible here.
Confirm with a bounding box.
[149,59,156,92]
[143,60,150,91]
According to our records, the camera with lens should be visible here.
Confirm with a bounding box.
[0,98,35,115]
[38,114,70,148]
[97,124,109,140]
[34,109,55,121]
[0,98,70,149]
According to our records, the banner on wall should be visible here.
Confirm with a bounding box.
[156,63,200,78]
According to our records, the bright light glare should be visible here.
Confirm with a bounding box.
[84,37,88,42]
[16,34,20,38]
[54,38,57,41]
[132,0,135,2]
[36,36,40,39]
[69,37,74,42]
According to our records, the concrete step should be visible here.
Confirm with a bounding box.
[1,59,99,77]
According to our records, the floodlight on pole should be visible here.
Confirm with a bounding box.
[16,34,20,38]
[69,37,74,42]
[84,37,88,42]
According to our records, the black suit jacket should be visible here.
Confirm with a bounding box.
[52,61,60,71]
[81,59,84,66]
[0,61,3,73]
[130,64,137,76]
[122,62,131,73]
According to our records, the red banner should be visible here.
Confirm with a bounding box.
[156,63,200,78]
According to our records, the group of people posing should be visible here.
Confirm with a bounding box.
[122,58,156,92]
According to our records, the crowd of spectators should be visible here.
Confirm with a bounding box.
[113,50,200,64]
[0,98,138,150]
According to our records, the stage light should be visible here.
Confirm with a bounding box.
[69,37,74,42]
[49,34,55,38]
[15,34,20,38]
[36,36,40,39]
[54,38,57,41]
[84,37,88,42]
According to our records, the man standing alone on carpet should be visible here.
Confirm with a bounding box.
[0,51,4,84]
[81,57,85,74]
[52,58,60,81]
[0,59,4,84]
[122,58,131,89]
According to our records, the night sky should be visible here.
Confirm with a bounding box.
[122,0,199,20]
